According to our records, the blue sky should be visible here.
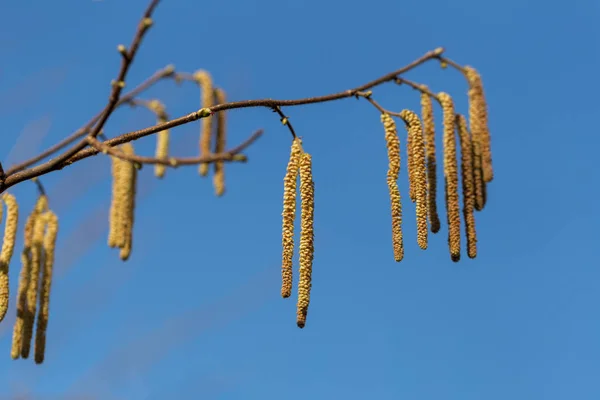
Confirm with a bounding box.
[0,0,599,398]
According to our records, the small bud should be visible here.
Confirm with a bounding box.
[281,117,288,126]
[197,108,212,118]
[232,154,247,162]
[117,44,127,55]
[142,17,153,28]
[440,61,448,69]
[169,158,178,167]
[164,64,175,75]
[111,80,126,88]
[433,47,445,56]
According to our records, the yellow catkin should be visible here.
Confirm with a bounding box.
[213,88,227,196]
[472,139,487,211]
[420,90,441,234]
[21,199,48,359]
[406,120,415,203]
[438,92,461,262]
[455,114,478,259]
[34,211,58,364]
[194,70,214,176]
[464,66,493,183]
[119,143,137,261]
[399,110,428,250]
[281,137,303,299]
[381,113,404,262]
[0,193,19,323]
[108,154,124,248]
[149,100,170,179]
[11,200,41,359]
[297,152,314,329]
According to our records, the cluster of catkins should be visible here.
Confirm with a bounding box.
[382,67,492,262]
[281,138,315,329]
[0,193,60,365]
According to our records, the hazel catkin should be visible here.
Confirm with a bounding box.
[381,113,404,262]
[464,66,493,184]
[281,137,303,299]
[213,88,227,197]
[0,193,19,323]
[149,100,170,179]
[399,109,428,250]
[34,210,58,364]
[194,70,214,177]
[297,152,314,329]
[455,114,477,259]
[108,154,124,248]
[119,143,137,261]
[438,92,461,262]
[420,90,441,234]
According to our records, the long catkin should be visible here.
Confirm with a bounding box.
[213,88,227,196]
[420,91,441,234]
[108,154,124,248]
[381,113,404,262]
[194,70,214,176]
[119,143,137,261]
[21,202,48,359]
[34,210,58,364]
[297,152,314,329]
[464,66,493,184]
[0,193,19,323]
[399,110,428,250]
[472,138,487,211]
[455,114,477,259]
[281,137,303,298]
[11,200,41,359]
[438,92,461,262]
[150,100,170,179]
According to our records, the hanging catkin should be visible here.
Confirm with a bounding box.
[399,109,428,250]
[455,114,477,259]
[108,153,124,248]
[0,193,18,323]
[420,90,441,234]
[381,113,404,262]
[21,198,48,359]
[281,137,303,298]
[34,210,58,364]
[472,138,487,211]
[194,70,214,177]
[119,143,137,261]
[213,88,227,196]
[11,198,43,360]
[149,100,170,179]
[297,152,314,329]
[464,66,493,183]
[438,92,461,262]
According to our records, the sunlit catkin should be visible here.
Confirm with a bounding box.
[472,139,487,211]
[108,154,124,248]
[21,198,48,359]
[34,211,58,364]
[381,113,403,262]
[213,88,227,196]
[119,143,137,261]
[399,109,428,250]
[438,92,461,262]
[406,119,415,203]
[297,152,314,329]
[281,137,303,298]
[149,100,169,179]
[0,193,19,323]
[11,201,41,360]
[464,66,493,183]
[455,114,477,259]
[194,70,214,176]
[420,90,441,234]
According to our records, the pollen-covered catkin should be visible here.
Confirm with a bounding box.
[11,202,40,360]
[464,66,493,183]
[119,143,137,261]
[108,154,124,248]
[0,193,19,323]
[297,152,314,329]
[420,90,441,234]
[438,92,461,262]
[194,70,214,177]
[381,113,404,262]
[213,88,227,196]
[455,114,477,259]
[472,139,487,211]
[34,211,58,364]
[149,100,169,179]
[399,110,428,250]
[281,137,303,298]
[21,204,48,359]
[406,122,415,203]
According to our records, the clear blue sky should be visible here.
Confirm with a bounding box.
[0,0,599,398]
